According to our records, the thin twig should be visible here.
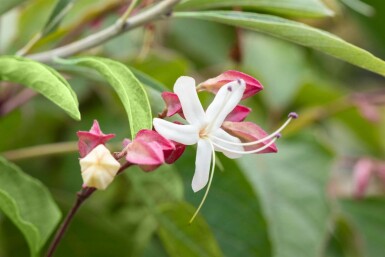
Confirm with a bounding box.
[1,141,122,161]
[45,187,96,257]
[118,0,141,27]
[0,88,37,116]
[45,160,132,257]
[27,0,181,63]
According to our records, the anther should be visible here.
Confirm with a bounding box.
[275,133,282,138]
[227,85,233,92]
[289,112,298,119]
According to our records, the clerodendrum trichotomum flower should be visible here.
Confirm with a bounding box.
[153,75,297,222]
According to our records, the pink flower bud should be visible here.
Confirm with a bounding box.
[197,70,263,99]
[124,129,185,172]
[77,120,115,158]
[221,121,277,153]
[353,158,373,199]
[225,105,251,122]
[161,92,184,117]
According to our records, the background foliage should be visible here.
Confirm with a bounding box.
[1,0,385,256]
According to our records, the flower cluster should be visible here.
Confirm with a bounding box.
[154,70,297,221]
[77,71,297,221]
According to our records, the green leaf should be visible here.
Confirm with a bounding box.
[174,11,385,78]
[0,0,27,15]
[339,198,385,257]
[42,0,74,36]
[59,57,152,138]
[157,203,224,257]
[238,137,333,257]
[175,148,272,256]
[0,156,61,257]
[0,56,80,120]
[176,0,333,18]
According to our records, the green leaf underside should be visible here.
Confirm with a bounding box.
[60,57,152,138]
[239,139,332,257]
[0,56,80,120]
[176,0,333,18]
[174,11,385,78]
[0,156,61,257]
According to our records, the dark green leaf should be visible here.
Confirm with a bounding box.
[42,0,74,36]
[157,203,224,257]
[238,137,333,257]
[0,156,61,257]
[0,56,80,120]
[59,57,152,138]
[174,11,385,78]
[176,0,333,18]
[339,198,385,257]
[126,169,223,257]
[175,148,272,257]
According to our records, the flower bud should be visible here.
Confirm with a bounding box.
[79,144,121,190]
[197,70,263,99]
[77,120,115,158]
[222,121,277,153]
[353,158,373,199]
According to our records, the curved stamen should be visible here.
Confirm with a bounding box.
[189,140,216,224]
[212,136,279,155]
[212,112,297,147]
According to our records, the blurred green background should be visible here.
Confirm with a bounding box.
[1,0,385,256]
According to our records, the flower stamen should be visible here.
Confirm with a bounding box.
[212,112,298,147]
[212,135,279,155]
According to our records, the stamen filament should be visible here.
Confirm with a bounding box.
[212,114,296,147]
[189,140,216,224]
[212,136,278,155]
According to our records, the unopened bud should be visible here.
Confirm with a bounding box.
[79,144,120,190]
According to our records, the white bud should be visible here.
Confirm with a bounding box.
[79,144,120,190]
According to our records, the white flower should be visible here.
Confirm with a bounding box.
[79,144,121,190]
[153,76,295,222]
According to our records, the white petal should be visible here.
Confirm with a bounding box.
[174,76,206,126]
[153,118,199,145]
[210,128,243,159]
[205,80,245,130]
[192,139,212,192]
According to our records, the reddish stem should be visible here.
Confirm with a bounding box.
[45,187,96,257]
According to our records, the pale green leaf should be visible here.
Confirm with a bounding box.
[238,138,333,257]
[174,11,385,78]
[0,0,27,15]
[0,56,80,120]
[0,156,61,257]
[59,57,152,138]
[176,0,333,18]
